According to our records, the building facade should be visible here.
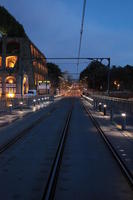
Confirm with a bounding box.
[0,36,47,98]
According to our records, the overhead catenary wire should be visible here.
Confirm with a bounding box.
[77,0,87,73]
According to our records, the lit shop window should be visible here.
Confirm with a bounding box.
[6,56,17,68]
[5,76,16,98]
[0,57,2,68]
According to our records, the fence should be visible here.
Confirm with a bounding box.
[92,95,133,113]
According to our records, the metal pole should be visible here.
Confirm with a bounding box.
[107,58,110,95]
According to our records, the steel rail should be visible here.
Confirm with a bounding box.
[41,105,73,200]
[82,101,133,187]
[0,106,57,154]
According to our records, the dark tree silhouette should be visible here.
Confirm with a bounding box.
[47,62,62,89]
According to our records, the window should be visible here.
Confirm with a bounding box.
[6,56,17,68]
[5,76,16,98]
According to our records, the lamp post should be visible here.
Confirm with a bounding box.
[103,104,107,116]
[121,113,126,130]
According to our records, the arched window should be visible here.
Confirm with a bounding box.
[23,75,29,94]
[6,56,18,68]
[5,76,16,98]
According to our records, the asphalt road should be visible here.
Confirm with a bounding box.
[0,98,132,200]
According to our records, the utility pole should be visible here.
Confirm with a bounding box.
[107,58,111,95]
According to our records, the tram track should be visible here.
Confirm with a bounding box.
[82,100,133,188]
[41,104,73,200]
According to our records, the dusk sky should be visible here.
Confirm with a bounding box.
[1,0,133,77]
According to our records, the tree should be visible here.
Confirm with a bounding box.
[80,61,108,91]
[47,63,62,89]
[110,65,133,91]
[80,62,133,92]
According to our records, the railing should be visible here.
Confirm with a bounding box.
[82,94,133,131]
[0,95,54,113]
[91,94,133,113]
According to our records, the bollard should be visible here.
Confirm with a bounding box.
[103,104,107,116]
[9,104,13,114]
[33,99,36,107]
[121,113,126,130]
[110,107,114,121]
[19,101,23,111]
[38,99,41,109]
[98,102,102,112]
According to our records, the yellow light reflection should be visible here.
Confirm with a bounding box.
[6,93,15,98]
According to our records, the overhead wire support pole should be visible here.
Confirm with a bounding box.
[107,58,111,95]
[77,0,86,73]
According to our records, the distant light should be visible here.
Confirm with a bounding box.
[33,99,36,102]
[99,102,102,105]
[7,93,15,98]
[121,113,126,117]
[82,95,93,102]
[104,104,107,108]
[20,101,23,105]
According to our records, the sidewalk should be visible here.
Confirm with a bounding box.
[0,101,52,128]
[0,108,33,127]
[83,98,133,178]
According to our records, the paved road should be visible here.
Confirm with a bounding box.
[0,98,132,199]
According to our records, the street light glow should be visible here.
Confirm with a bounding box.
[121,113,126,117]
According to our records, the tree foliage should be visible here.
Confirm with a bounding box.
[80,61,133,91]
[0,6,26,37]
[47,63,62,88]
[80,61,108,91]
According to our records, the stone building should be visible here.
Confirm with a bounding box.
[0,36,47,98]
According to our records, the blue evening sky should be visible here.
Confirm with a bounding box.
[0,0,133,77]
